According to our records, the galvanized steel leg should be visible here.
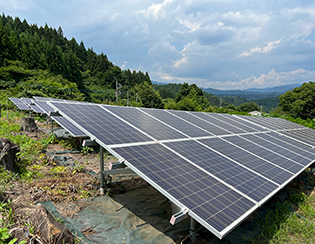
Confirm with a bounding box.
[190,217,197,243]
[99,146,105,195]
[51,119,53,133]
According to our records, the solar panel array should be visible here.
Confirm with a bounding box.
[9,98,30,110]
[9,97,87,138]
[234,115,315,148]
[44,102,315,239]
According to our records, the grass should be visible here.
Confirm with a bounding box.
[248,180,315,244]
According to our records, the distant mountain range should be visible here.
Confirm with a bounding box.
[203,83,302,100]
[152,81,302,100]
[204,83,301,95]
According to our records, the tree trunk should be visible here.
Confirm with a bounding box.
[20,117,38,132]
[0,138,20,172]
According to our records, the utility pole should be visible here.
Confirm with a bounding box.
[260,105,263,113]
[151,100,153,108]
[127,91,129,107]
[220,98,222,108]
[115,79,122,102]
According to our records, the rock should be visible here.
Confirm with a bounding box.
[0,138,19,172]
[12,203,75,244]
[20,117,38,132]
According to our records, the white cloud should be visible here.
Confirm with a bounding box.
[138,0,175,18]
[215,69,315,90]
[239,40,281,57]
[174,55,188,68]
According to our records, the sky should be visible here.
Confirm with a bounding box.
[1,0,315,90]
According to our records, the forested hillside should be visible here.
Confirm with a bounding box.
[0,14,154,105]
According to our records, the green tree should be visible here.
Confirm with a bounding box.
[238,102,260,112]
[133,81,164,109]
[175,83,210,110]
[279,82,315,119]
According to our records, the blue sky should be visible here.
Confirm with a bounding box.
[1,0,315,90]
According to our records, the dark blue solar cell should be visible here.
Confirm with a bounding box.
[199,137,294,185]
[167,110,232,136]
[224,135,305,174]
[260,133,315,159]
[140,108,214,138]
[241,134,313,166]
[214,113,265,132]
[52,117,86,137]
[165,140,278,202]
[9,98,30,110]
[33,101,54,114]
[103,105,188,140]
[191,112,245,134]
[112,143,258,233]
[281,129,315,148]
[30,105,44,113]
[50,102,153,145]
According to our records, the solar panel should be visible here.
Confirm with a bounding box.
[9,98,30,110]
[33,96,51,101]
[140,108,214,138]
[49,102,154,145]
[45,100,315,239]
[258,132,315,158]
[223,135,305,174]
[235,115,305,131]
[209,113,266,132]
[103,105,189,140]
[21,97,33,104]
[198,137,294,185]
[33,100,55,114]
[52,116,87,137]
[111,143,257,236]
[168,110,232,136]
[29,104,45,113]
[164,140,278,203]
[191,112,246,134]
[279,128,315,148]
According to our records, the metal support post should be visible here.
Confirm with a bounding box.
[190,217,197,243]
[99,146,105,195]
[51,119,53,133]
